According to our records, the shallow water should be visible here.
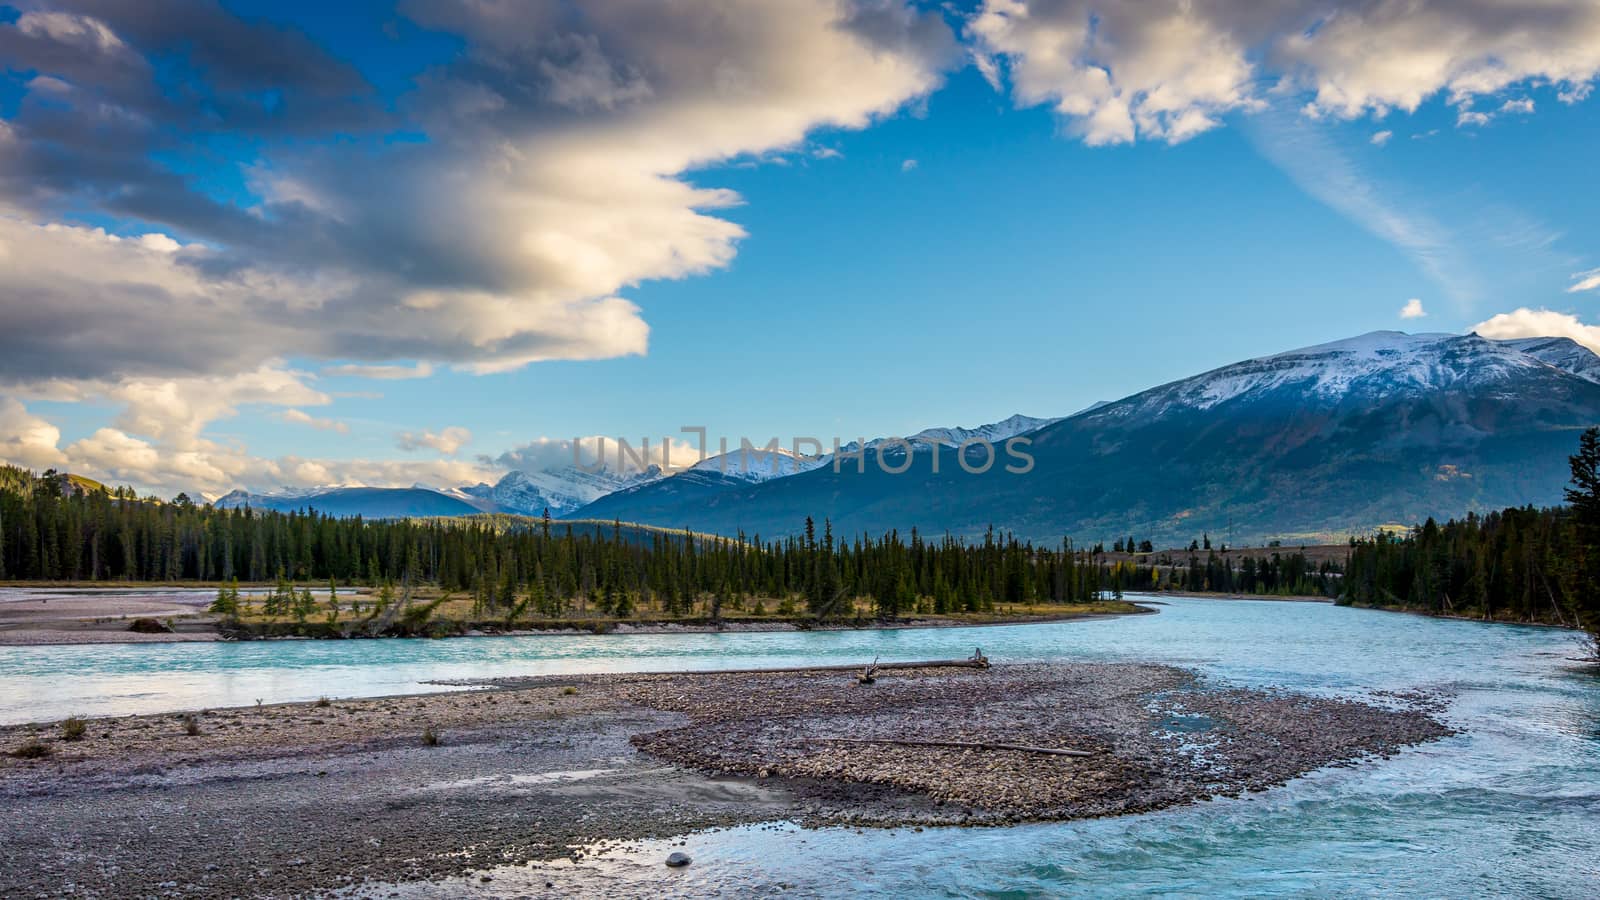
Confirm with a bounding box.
[3,595,1597,897]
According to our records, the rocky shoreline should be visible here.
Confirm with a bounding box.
[0,663,1452,897]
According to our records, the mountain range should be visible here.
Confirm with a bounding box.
[212,331,1600,544]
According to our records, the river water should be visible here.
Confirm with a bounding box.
[2,595,1596,896]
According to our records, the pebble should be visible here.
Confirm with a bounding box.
[666,851,691,868]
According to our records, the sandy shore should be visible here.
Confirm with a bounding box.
[0,662,1451,898]
[0,587,230,645]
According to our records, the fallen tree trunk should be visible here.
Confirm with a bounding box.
[810,737,1092,757]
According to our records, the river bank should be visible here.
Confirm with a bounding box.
[0,585,1148,646]
[0,660,1451,897]
[1336,598,1584,631]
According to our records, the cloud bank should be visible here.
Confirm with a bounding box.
[0,0,955,494]
[0,0,955,386]
[969,0,1600,146]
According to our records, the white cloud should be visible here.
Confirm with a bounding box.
[105,367,330,450]
[1500,98,1536,115]
[6,361,331,452]
[280,409,349,434]
[0,398,67,471]
[901,158,918,171]
[55,427,502,500]
[1283,2,1600,119]
[0,404,502,498]
[397,427,473,455]
[0,1,955,385]
[1400,298,1428,319]
[1568,268,1600,293]
[1474,308,1600,354]
[1247,108,1478,304]
[969,0,1262,145]
[0,413,716,498]
[1559,82,1593,104]
[1370,129,1393,146]
[970,1,1600,144]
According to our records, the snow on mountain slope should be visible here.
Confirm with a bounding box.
[1496,336,1600,384]
[215,485,365,509]
[689,445,827,483]
[1096,331,1577,418]
[905,413,1060,447]
[461,465,666,517]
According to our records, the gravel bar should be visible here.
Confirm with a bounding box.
[0,662,1452,897]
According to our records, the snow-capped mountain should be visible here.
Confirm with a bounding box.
[571,331,1600,545]
[690,446,827,483]
[902,413,1061,447]
[215,484,365,509]
[1098,331,1574,417]
[459,465,666,517]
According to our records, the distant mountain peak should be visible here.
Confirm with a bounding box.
[1094,330,1579,418]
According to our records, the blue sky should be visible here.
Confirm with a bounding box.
[3,0,1599,496]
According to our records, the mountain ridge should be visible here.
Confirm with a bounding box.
[204,331,1600,539]
[572,331,1600,543]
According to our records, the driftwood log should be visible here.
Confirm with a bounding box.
[810,737,1092,758]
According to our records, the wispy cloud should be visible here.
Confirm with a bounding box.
[1246,106,1479,307]
[1569,268,1600,293]
[901,158,918,172]
[1370,130,1392,146]
[396,427,472,455]
[323,362,435,380]
[280,408,349,434]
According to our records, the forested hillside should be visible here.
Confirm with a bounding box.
[1341,428,1600,651]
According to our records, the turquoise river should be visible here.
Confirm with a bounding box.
[2,595,1596,897]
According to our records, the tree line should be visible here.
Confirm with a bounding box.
[1,465,1335,618]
